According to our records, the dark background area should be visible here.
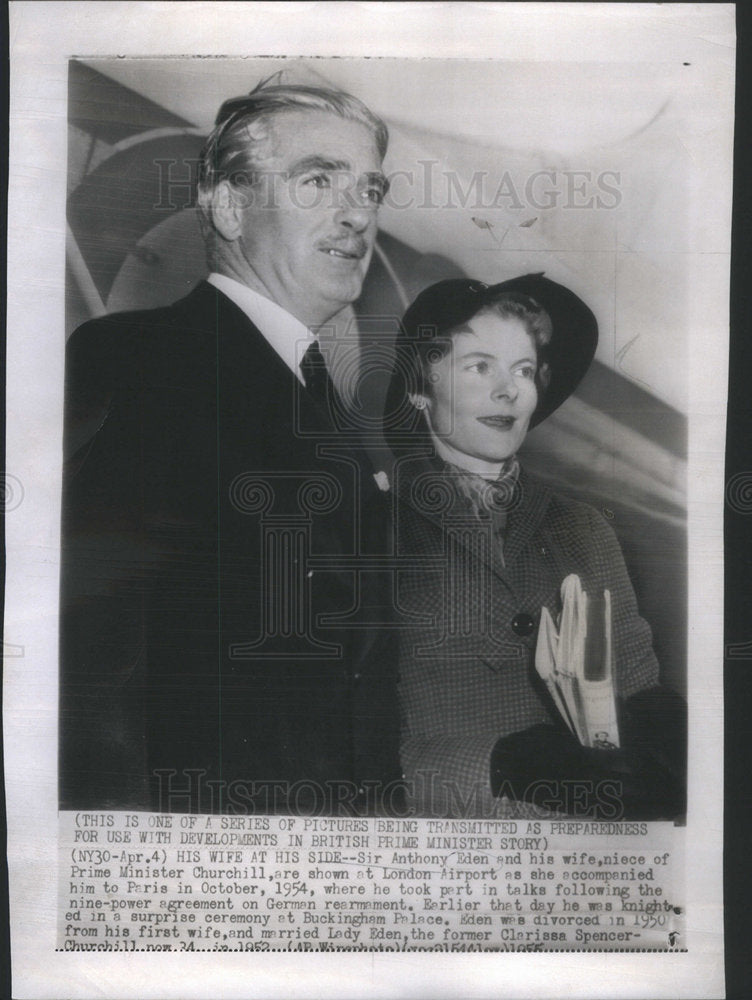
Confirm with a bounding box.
[725,6,752,999]
[2,3,11,996]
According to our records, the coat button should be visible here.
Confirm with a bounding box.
[511,612,535,636]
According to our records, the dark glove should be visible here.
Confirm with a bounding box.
[489,686,686,821]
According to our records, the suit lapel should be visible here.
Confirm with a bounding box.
[187,282,383,525]
[178,282,346,439]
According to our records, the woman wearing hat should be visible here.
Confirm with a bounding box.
[384,275,686,819]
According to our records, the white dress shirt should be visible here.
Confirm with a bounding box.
[207,272,313,385]
[207,273,390,492]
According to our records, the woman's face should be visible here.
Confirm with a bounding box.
[419,311,539,467]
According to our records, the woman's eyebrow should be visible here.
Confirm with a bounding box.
[457,350,537,364]
[457,349,496,359]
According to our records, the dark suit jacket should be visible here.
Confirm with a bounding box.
[59,281,400,813]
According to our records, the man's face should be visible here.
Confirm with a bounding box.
[233,109,385,326]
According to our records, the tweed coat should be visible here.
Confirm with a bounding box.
[59,281,400,813]
[392,453,660,817]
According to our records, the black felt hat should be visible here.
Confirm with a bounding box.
[383,273,598,449]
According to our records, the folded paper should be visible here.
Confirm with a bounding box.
[535,574,620,748]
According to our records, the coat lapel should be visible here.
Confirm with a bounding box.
[502,467,553,569]
[395,456,553,596]
[177,281,352,440]
[187,281,383,531]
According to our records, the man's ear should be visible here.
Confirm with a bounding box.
[209,180,243,242]
[408,393,429,411]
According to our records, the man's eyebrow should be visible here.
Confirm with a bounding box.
[286,155,351,178]
[285,158,390,194]
[364,171,390,196]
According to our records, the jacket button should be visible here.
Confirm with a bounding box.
[511,613,535,636]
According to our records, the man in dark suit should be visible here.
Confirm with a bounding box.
[59,80,401,814]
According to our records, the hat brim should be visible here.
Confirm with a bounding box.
[481,274,598,427]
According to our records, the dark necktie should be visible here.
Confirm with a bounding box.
[300,340,340,412]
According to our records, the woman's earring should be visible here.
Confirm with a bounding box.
[409,393,428,411]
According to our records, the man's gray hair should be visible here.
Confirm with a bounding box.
[197,78,389,244]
